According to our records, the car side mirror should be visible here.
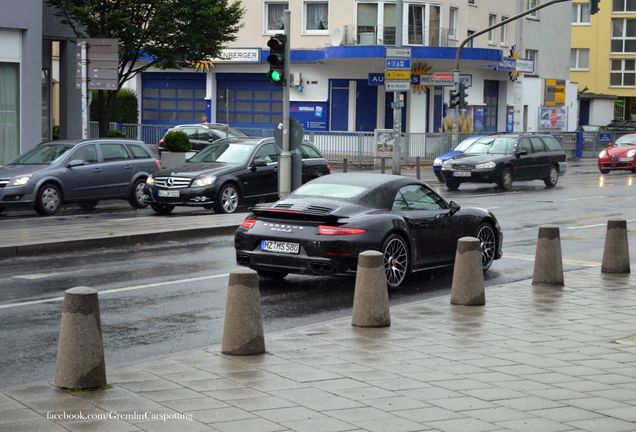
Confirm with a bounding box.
[251,159,268,168]
[66,159,86,168]
[449,200,461,215]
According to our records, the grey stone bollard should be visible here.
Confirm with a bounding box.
[451,237,485,305]
[222,268,265,355]
[55,287,106,389]
[532,225,564,285]
[352,250,390,327]
[602,219,631,274]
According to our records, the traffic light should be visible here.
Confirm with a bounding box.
[590,0,599,15]
[458,82,468,110]
[267,34,287,86]
[449,89,460,109]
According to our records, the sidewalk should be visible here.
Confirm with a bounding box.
[1,268,635,432]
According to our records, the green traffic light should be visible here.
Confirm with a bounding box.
[269,70,283,83]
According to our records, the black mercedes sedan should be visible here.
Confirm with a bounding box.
[144,137,330,214]
[235,173,503,290]
[441,133,567,191]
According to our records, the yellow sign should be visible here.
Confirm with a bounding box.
[385,70,411,81]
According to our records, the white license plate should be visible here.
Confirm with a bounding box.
[453,171,471,177]
[619,157,632,162]
[158,190,180,198]
[260,240,300,254]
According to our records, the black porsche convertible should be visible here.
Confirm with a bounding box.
[234,173,503,290]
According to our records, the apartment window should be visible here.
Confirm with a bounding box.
[570,48,590,69]
[572,3,591,24]
[449,7,458,40]
[265,2,288,31]
[526,49,538,71]
[357,3,378,44]
[500,16,508,45]
[467,30,475,47]
[468,0,475,4]
[527,0,539,18]
[613,0,636,12]
[488,14,497,44]
[612,19,636,53]
[611,59,635,86]
[304,1,328,31]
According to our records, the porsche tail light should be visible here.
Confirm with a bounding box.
[241,218,256,229]
[318,225,367,235]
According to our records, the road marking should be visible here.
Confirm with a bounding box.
[565,195,607,201]
[0,273,230,310]
[14,272,66,280]
[505,253,601,267]
[566,218,636,230]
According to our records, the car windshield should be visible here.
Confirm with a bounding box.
[8,144,74,165]
[465,137,515,155]
[292,183,368,199]
[614,135,636,146]
[454,137,480,152]
[187,143,254,164]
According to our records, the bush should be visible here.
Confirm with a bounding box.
[163,130,191,152]
[90,88,139,124]
[106,129,127,138]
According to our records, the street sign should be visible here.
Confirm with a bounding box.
[385,81,411,91]
[76,38,119,90]
[385,70,411,81]
[385,58,411,70]
[385,47,411,58]
[274,117,304,151]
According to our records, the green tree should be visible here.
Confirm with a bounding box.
[47,0,244,136]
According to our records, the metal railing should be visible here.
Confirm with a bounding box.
[91,122,612,163]
[343,25,450,47]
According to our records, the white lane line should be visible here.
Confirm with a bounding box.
[505,253,601,267]
[0,273,229,311]
[14,272,66,280]
[565,195,607,201]
[566,218,636,230]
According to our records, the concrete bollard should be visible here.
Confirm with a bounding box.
[222,268,265,355]
[352,250,390,327]
[532,225,564,285]
[55,287,106,389]
[602,219,631,274]
[451,237,485,306]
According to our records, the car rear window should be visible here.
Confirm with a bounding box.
[126,144,152,159]
[542,136,564,151]
[301,144,323,158]
[101,143,131,161]
[292,183,368,199]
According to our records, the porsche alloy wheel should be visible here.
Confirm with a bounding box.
[476,223,497,271]
[382,234,409,290]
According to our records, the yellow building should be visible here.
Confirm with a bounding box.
[571,0,635,124]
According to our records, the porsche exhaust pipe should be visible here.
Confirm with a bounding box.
[310,262,336,275]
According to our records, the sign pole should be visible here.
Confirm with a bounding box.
[278,10,292,199]
[80,40,89,139]
[392,0,404,175]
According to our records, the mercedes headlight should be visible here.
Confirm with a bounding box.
[599,150,607,158]
[442,163,452,171]
[192,175,216,187]
[10,175,32,186]
[146,175,154,186]
[433,157,443,165]
[475,161,496,169]
[627,149,636,158]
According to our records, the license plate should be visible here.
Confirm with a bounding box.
[453,171,471,177]
[158,189,180,198]
[619,157,632,162]
[260,240,300,254]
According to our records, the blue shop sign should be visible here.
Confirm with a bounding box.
[369,73,385,86]
[290,102,328,131]
[599,132,612,145]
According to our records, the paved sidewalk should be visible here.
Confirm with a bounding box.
[1,268,635,432]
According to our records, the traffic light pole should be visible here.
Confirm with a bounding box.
[279,10,292,199]
[451,0,571,143]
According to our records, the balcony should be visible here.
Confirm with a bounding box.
[342,25,452,47]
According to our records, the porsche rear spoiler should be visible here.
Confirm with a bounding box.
[251,205,345,223]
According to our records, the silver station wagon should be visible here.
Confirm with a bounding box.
[0,139,160,215]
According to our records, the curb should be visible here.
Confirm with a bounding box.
[0,224,240,258]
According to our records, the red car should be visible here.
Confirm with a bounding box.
[598,134,636,174]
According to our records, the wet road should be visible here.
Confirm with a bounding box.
[1,167,635,387]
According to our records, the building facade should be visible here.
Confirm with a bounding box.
[0,1,81,164]
[570,0,633,125]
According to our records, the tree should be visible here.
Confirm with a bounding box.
[47,0,245,137]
